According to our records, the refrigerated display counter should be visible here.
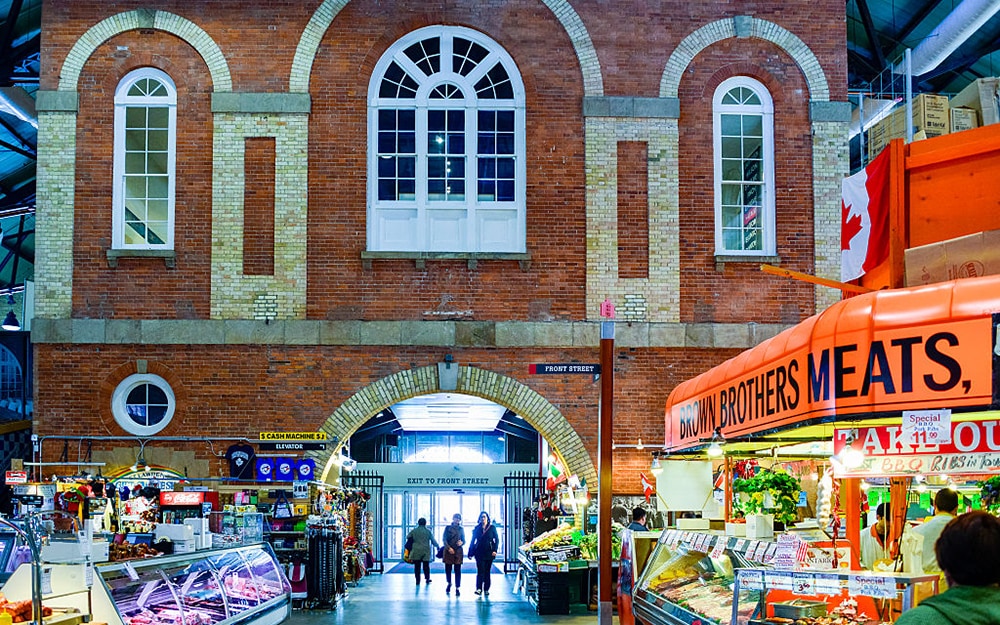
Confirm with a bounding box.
[95,543,291,625]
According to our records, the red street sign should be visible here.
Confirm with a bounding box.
[529,364,601,375]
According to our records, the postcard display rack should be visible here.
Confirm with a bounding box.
[633,530,939,625]
[92,544,291,625]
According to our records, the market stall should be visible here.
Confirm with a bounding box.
[630,275,1000,625]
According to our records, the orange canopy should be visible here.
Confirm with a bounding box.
[663,274,1000,452]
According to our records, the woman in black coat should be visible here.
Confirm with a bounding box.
[468,511,499,596]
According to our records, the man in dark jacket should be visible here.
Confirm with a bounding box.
[895,510,1000,625]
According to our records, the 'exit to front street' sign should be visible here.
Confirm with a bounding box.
[529,364,601,375]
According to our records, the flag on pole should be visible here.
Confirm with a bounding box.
[640,473,654,503]
[841,148,891,282]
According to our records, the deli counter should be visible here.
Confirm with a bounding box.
[1,543,291,625]
[632,530,939,625]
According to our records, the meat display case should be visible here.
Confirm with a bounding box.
[93,543,291,625]
[632,530,940,625]
[633,531,763,625]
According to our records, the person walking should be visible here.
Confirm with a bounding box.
[469,511,499,597]
[442,513,465,596]
[406,517,438,585]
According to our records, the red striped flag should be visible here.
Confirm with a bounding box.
[841,148,891,282]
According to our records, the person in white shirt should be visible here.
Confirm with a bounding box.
[860,502,891,570]
[912,488,959,573]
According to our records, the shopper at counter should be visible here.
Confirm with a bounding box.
[912,489,958,573]
[894,511,1000,625]
[627,507,648,532]
[860,503,891,570]
[406,518,439,585]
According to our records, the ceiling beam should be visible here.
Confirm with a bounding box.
[894,0,946,49]
[855,0,888,71]
[0,0,26,84]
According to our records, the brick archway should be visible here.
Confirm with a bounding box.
[56,9,232,92]
[308,365,597,488]
[290,0,604,95]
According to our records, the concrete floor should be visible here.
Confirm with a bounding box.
[286,567,620,625]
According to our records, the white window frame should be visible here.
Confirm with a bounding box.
[367,25,526,253]
[111,373,176,436]
[713,76,776,256]
[112,67,178,250]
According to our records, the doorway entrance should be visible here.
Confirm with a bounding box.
[385,489,504,560]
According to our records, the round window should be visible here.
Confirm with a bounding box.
[111,373,175,436]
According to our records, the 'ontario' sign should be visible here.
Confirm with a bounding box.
[665,313,996,451]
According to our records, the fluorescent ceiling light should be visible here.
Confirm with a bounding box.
[392,393,506,432]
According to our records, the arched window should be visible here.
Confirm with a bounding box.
[113,68,177,250]
[368,26,526,253]
[713,76,775,255]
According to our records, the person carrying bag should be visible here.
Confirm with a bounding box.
[405,518,439,585]
[442,513,465,596]
[468,511,500,596]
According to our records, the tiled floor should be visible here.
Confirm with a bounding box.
[286,566,619,624]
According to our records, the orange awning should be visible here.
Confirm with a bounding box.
[663,274,1000,452]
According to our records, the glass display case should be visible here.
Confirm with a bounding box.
[731,568,940,625]
[634,531,762,625]
[95,543,290,625]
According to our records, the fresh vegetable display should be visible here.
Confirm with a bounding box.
[576,523,624,560]
[732,469,802,524]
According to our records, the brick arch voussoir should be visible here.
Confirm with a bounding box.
[310,365,598,488]
[290,0,603,96]
[660,17,829,102]
[58,9,232,92]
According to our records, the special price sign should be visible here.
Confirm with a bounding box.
[902,409,951,445]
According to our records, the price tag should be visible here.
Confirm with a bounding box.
[793,572,816,595]
[848,574,896,599]
[737,569,764,591]
[124,561,139,582]
[814,573,841,595]
[85,561,95,588]
[710,537,727,560]
[698,534,712,552]
[765,570,794,591]
[41,566,53,595]
[765,543,778,562]
[550,550,568,562]
[734,538,748,553]
[746,540,761,558]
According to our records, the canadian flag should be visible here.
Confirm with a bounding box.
[841,148,891,282]
[640,473,654,503]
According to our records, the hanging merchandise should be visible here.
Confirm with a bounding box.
[305,520,345,609]
[295,459,315,481]
[225,443,257,479]
[255,458,274,481]
[273,491,293,519]
[275,459,295,482]
[288,559,308,600]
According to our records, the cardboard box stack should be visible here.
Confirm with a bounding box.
[949,77,999,126]
[867,93,950,156]
[950,107,979,133]
[904,228,1000,286]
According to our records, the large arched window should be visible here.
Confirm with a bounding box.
[113,68,177,250]
[368,26,526,253]
[713,76,775,256]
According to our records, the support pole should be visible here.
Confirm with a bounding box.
[598,320,615,625]
[845,477,862,569]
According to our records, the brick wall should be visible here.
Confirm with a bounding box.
[35,0,848,495]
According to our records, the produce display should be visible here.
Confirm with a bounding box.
[525,524,575,551]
